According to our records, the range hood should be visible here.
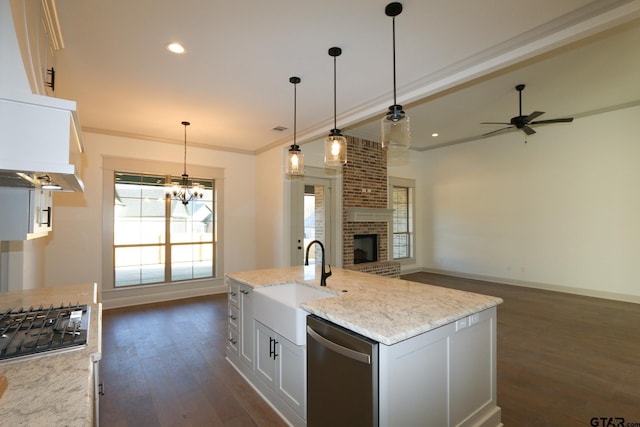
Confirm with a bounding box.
[0,0,84,192]
[0,93,85,192]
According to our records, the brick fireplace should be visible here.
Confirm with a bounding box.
[342,135,400,277]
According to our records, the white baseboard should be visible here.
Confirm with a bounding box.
[102,279,227,309]
[415,268,640,305]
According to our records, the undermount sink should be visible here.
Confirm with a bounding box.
[253,282,337,345]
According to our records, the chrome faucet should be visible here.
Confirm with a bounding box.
[304,240,332,286]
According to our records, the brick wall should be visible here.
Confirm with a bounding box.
[343,135,391,267]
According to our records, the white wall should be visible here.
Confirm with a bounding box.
[44,131,257,297]
[255,146,286,269]
[420,105,640,300]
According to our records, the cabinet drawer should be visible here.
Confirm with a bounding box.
[228,304,239,329]
[228,281,239,306]
[228,328,239,355]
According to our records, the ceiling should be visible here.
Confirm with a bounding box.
[53,0,640,155]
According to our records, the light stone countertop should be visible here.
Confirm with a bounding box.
[0,283,102,427]
[227,266,503,345]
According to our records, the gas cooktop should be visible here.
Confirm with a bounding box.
[0,303,90,362]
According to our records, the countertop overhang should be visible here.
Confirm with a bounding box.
[0,284,102,427]
[227,266,503,345]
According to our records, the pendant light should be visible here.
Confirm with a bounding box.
[381,2,410,150]
[167,121,204,205]
[324,47,347,166]
[286,76,304,177]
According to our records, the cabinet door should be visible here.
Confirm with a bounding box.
[0,189,51,240]
[238,285,254,367]
[255,321,276,387]
[31,189,52,235]
[277,336,307,419]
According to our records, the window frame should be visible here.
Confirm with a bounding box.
[113,171,215,287]
[102,157,224,293]
[388,176,416,263]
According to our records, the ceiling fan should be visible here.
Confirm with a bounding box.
[481,84,574,138]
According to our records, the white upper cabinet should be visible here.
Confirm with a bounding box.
[0,188,53,240]
[1,0,84,192]
[10,0,62,96]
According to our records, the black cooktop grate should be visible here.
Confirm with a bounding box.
[0,303,89,361]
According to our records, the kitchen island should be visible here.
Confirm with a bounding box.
[0,284,102,427]
[226,266,503,427]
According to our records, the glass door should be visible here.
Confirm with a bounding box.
[290,176,333,266]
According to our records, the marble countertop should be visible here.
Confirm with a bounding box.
[227,266,502,345]
[0,283,102,427]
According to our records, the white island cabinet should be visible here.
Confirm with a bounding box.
[227,277,307,427]
[255,320,306,420]
[226,267,503,427]
[378,307,500,426]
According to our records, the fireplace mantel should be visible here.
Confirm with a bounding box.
[346,207,394,222]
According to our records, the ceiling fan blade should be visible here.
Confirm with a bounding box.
[530,117,574,125]
[525,111,545,122]
[481,122,511,125]
[522,125,536,135]
[482,126,514,137]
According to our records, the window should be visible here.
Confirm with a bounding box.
[390,177,415,261]
[113,171,215,287]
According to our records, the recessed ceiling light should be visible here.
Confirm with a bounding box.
[167,42,185,54]
[432,133,439,137]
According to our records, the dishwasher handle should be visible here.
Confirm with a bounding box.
[307,325,371,365]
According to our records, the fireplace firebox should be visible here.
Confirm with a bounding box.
[353,234,378,264]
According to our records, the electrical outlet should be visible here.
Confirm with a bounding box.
[456,317,468,331]
[469,313,480,326]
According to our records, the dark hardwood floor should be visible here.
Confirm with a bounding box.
[100,274,640,426]
[403,272,640,427]
[99,294,287,427]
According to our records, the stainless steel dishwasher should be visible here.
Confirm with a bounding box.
[306,314,379,427]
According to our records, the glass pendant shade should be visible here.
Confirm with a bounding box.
[287,145,304,176]
[324,46,347,166]
[324,130,347,165]
[381,104,410,149]
[382,2,410,150]
[286,76,304,177]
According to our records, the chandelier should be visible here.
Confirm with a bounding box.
[167,121,204,205]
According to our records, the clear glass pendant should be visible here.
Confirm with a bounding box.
[287,145,304,176]
[381,105,410,149]
[324,130,347,165]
